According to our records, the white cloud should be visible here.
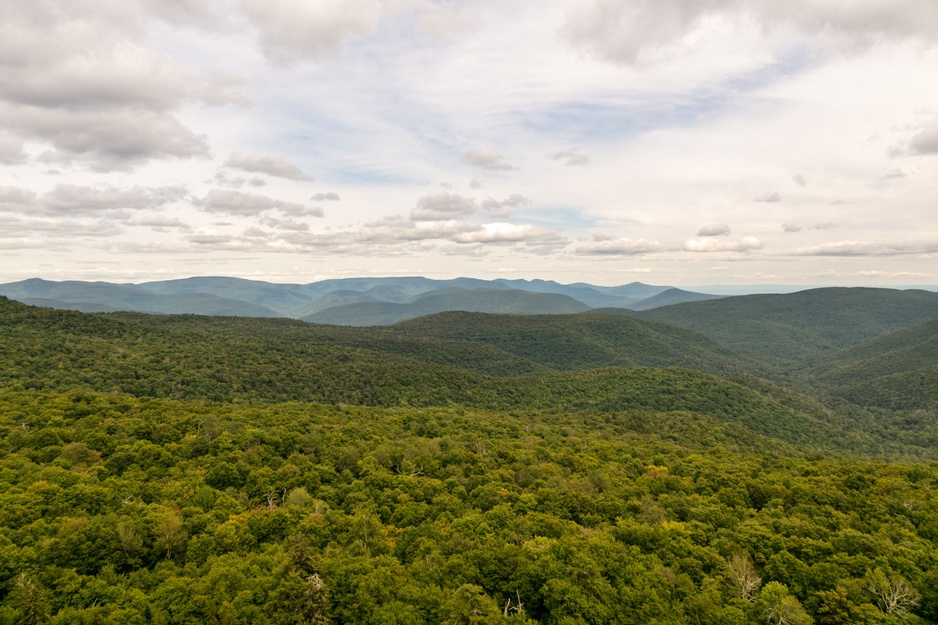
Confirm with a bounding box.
[462,147,516,171]
[225,151,312,181]
[684,236,762,252]
[576,236,664,255]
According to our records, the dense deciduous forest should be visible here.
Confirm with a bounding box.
[1,295,936,623]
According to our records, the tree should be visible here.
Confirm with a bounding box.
[866,568,920,619]
[756,582,812,625]
[443,584,502,625]
[726,552,761,602]
[273,538,331,625]
[12,573,51,625]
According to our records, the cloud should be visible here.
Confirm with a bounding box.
[311,192,341,202]
[576,236,664,256]
[754,192,781,203]
[563,0,938,64]
[197,189,322,217]
[697,223,731,237]
[782,222,835,233]
[225,151,312,181]
[481,194,530,218]
[890,118,938,156]
[259,216,311,231]
[550,148,591,166]
[469,179,484,189]
[4,105,211,171]
[0,130,26,165]
[462,147,516,171]
[0,3,237,170]
[237,0,382,64]
[411,192,476,221]
[792,239,936,256]
[792,174,806,187]
[0,186,39,212]
[684,236,763,252]
[453,223,567,248]
[39,185,187,216]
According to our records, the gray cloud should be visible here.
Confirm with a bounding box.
[481,194,530,218]
[684,236,762,252]
[0,3,239,170]
[411,192,477,221]
[0,184,186,216]
[891,119,938,156]
[236,0,382,64]
[40,185,187,216]
[225,151,312,181]
[792,174,806,187]
[697,223,731,237]
[550,148,591,166]
[0,186,39,212]
[6,105,210,170]
[882,169,906,179]
[564,0,938,64]
[197,189,323,217]
[469,179,484,189]
[792,239,935,257]
[0,214,122,240]
[576,236,664,256]
[311,192,342,202]
[462,147,516,171]
[0,130,26,165]
[754,192,782,203]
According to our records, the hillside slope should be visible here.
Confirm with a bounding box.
[0,297,903,455]
[630,287,938,366]
[391,311,764,375]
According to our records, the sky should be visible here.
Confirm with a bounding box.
[0,0,936,288]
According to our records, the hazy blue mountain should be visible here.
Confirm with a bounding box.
[0,275,780,321]
[626,287,723,311]
[0,278,280,317]
[303,288,591,326]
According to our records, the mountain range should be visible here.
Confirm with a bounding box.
[0,276,719,324]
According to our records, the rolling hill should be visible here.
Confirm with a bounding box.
[805,315,938,411]
[624,287,938,366]
[1,296,933,458]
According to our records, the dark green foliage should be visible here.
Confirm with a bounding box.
[629,287,938,366]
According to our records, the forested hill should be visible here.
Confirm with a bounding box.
[622,287,938,365]
[0,296,933,458]
[3,296,938,623]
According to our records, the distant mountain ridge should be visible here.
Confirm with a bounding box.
[0,276,718,322]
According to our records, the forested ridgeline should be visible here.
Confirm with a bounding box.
[0,298,927,457]
[1,391,937,624]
